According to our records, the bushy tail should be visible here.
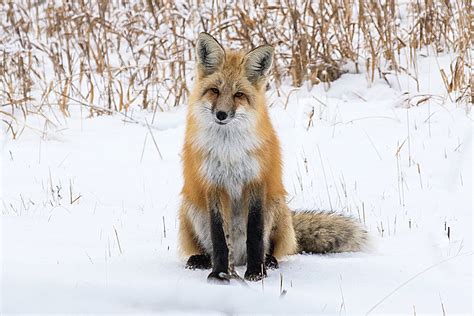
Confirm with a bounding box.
[292,211,368,253]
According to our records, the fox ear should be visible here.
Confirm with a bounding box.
[244,45,274,84]
[196,32,225,76]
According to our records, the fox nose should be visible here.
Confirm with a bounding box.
[216,111,228,121]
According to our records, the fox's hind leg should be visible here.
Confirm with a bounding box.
[179,201,211,269]
[265,254,279,269]
[185,254,211,270]
[269,199,298,259]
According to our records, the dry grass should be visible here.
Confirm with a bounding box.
[0,0,471,138]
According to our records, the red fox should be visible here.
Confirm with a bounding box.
[178,33,367,283]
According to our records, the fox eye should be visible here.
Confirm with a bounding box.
[234,92,244,98]
[210,88,219,95]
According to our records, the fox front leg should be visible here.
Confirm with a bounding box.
[207,191,230,284]
[245,184,267,281]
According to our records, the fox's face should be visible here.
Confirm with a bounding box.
[191,33,273,126]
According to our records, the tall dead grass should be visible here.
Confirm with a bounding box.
[0,0,471,138]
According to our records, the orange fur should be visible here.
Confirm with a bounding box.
[179,47,297,261]
[178,35,366,270]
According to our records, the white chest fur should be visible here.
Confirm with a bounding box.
[191,107,261,199]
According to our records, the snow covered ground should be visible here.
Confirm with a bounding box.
[1,54,472,314]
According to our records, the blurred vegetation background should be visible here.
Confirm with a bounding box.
[1,0,471,138]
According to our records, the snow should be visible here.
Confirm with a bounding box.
[1,56,472,314]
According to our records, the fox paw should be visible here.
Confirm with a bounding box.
[244,268,267,282]
[207,271,230,284]
[185,254,211,270]
[265,254,279,270]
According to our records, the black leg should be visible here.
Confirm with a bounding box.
[245,190,266,281]
[185,254,211,270]
[207,206,229,284]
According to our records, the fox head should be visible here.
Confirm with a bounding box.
[190,32,273,126]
